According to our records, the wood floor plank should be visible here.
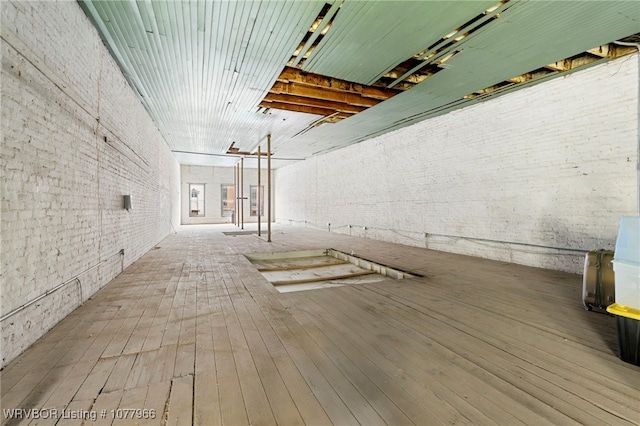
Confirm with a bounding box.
[193,280,222,426]
[298,290,497,425]
[88,390,123,426]
[72,357,118,402]
[371,281,640,416]
[316,286,547,425]
[141,381,171,425]
[230,292,305,426]
[208,279,249,426]
[219,272,277,426]
[100,317,141,359]
[101,353,137,394]
[358,283,638,425]
[3,224,639,426]
[115,386,147,425]
[356,284,590,424]
[166,375,193,426]
[258,295,360,425]
[291,293,474,425]
[240,293,332,426]
[127,350,162,390]
[281,298,416,425]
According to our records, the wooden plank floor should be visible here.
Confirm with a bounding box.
[2,224,639,425]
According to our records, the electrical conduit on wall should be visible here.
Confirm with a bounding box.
[0,250,124,323]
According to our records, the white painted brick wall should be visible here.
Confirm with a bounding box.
[181,164,272,225]
[1,1,180,367]
[276,54,639,274]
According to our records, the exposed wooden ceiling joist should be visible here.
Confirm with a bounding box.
[78,0,640,164]
[261,93,366,114]
[261,66,401,120]
[458,37,639,101]
[276,66,400,99]
[268,82,381,107]
[258,101,352,118]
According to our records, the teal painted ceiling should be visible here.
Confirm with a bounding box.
[78,0,640,167]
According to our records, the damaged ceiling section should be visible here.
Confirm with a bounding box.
[259,1,505,124]
[464,35,640,102]
[260,0,639,133]
[79,0,640,164]
[259,67,400,125]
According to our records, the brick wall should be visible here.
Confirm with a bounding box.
[1,1,180,367]
[275,54,639,274]
[181,164,272,225]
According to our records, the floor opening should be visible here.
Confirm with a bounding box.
[245,248,414,293]
[223,230,258,236]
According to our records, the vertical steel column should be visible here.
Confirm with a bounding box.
[240,157,244,230]
[234,164,238,226]
[257,145,261,237]
[267,134,272,242]
[233,164,240,226]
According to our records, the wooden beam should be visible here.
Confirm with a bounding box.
[506,69,553,84]
[587,43,637,59]
[262,93,366,114]
[259,101,352,118]
[276,66,400,100]
[269,82,380,107]
[545,60,570,72]
[257,261,349,272]
[261,66,402,119]
[271,270,377,286]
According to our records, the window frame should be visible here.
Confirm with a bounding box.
[189,183,206,217]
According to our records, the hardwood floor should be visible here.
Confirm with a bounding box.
[2,224,639,425]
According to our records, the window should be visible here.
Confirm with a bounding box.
[221,184,235,217]
[189,184,205,217]
[250,185,264,216]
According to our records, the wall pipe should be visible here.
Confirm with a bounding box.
[281,218,588,254]
[1,249,125,323]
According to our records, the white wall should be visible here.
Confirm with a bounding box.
[181,164,272,225]
[1,1,180,367]
[275,55,639,274]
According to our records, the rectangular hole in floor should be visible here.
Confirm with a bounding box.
[223,231,258,236]
[245,248,415,293]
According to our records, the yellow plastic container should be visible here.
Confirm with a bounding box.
[606,303,640,366]
[607,303,640,320]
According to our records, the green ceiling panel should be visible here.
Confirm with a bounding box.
[79,0,639,162]
[274,0,640,158]
[302,0,498,85]
[79,0,328,155]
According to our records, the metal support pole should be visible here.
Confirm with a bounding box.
[235,164,239,226]
[240,157,244,229]
[267,134,272,242]
[257,145,261,237]
[236,163,240,227]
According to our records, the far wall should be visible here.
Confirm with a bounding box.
[275,54,639,274]
[181,165,272,225]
